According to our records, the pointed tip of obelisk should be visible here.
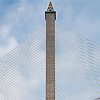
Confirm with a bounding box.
[47,0,54,11]
[49,1,52,5]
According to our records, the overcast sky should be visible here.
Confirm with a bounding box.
[0,0,100,100]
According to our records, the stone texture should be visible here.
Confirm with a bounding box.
[45,11,56,100]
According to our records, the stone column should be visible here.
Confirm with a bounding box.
[45,11,56,100]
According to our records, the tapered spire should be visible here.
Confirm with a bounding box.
[47,1,54,11]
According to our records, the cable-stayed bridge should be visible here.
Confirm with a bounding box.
[1,1,100,100]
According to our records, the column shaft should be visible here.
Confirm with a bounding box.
[45,12,56,100]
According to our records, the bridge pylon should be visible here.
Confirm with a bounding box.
[45,1,56,100]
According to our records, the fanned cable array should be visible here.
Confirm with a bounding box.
[1,22,100,100]
[1,25,46,100]
[55,22,100,100]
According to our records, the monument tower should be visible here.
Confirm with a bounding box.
[45,1,56,100]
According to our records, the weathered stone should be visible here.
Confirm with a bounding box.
[45,8,56,100]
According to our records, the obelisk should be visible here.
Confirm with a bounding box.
[45,1,56,100]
